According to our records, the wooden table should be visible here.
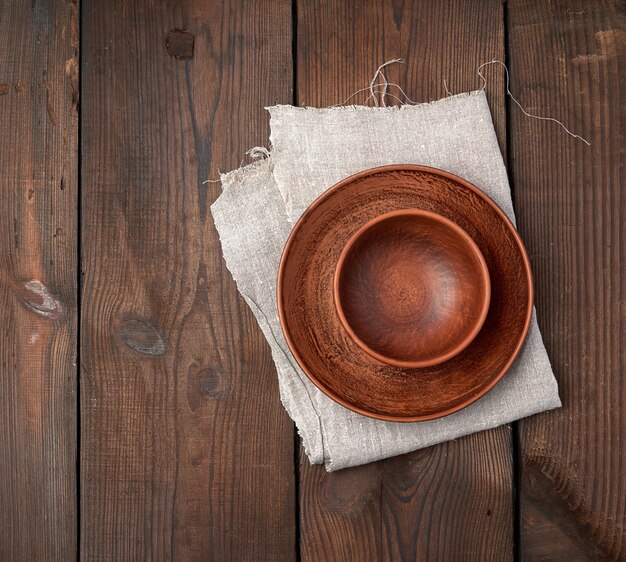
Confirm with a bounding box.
[1,1,624,560]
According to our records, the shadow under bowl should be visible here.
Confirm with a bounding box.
[334,209,491,368]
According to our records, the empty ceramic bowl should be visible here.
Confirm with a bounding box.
[333,209,491,368]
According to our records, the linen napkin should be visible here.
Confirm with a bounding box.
[211,90,561,471]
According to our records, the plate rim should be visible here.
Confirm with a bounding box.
[277,164,534,422]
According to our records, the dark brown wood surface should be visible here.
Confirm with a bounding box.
[0,0,78,560]
[1,0,624,560]
[509,0,626,560]
[80,1,295,560]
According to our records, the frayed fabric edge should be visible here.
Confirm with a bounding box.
[266,89,485,115]
[210,159,327,465]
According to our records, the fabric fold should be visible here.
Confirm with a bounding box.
[210,90,561,471]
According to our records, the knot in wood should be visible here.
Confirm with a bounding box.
[119,318,167,356]
[18,280,64,320]
[166,29,194,60]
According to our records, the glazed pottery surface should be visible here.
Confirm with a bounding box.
[277,165,533,421]
[334,209,491,368]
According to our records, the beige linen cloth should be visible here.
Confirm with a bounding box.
[211,90,561,471]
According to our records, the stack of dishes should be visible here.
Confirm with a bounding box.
[277,165,533,422]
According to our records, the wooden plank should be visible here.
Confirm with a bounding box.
[0,0,78,560]
[380,433,514,561]
[80,1,295,560]
[508,1,626,559]
[299,449,382,561]
[296,1,514,560]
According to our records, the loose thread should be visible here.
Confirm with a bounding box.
[246,146,271,159]
[339,85,380,106]
[341,81,417,107]
[378,79,418,105]
[369,58,405,107]
[475,59,591,145]
[347,57,591,146]
[203,146,271,184]
[341,59,417,106]
[203,171,222,184]
[364,87,406,107]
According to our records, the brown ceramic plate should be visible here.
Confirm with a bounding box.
[277,165,533,422]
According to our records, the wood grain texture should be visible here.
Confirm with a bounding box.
[297,0,514,560]
[381,433,514,561]
[299,449,382,561]
[0,0,78,560]
[508,0,626,560]
[80,1,295,560]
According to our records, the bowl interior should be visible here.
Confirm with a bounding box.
[334,210,491,367]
